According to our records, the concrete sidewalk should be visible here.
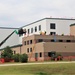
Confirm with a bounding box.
[0,61,75,66]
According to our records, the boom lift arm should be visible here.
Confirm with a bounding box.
[0,28,26,47]
[0,30,18,47]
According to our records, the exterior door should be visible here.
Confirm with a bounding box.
[35,53,38,61]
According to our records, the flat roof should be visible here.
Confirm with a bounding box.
[0,44,22,50]
[21,17,75,28]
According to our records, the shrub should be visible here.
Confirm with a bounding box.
[51,55,57,61]
[19,53,28,63]
[12,54,20,62]
[51,53,63,61]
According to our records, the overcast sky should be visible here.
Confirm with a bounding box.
[0,0,75,28]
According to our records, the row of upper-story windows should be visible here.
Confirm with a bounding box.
[38,39,73,42]
[19,23,55,36]
[27,25,41,34]
[24,39,74,45]
[27,23,56,34]
[24,40,32,45]
[19,23,55,37]
[28,23,56,34]
[38,39,72,42]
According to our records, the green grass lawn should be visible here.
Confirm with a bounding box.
[0,63,75,75]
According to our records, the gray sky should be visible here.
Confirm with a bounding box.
[0,0,75,28]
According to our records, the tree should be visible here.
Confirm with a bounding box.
[1,46,13,59]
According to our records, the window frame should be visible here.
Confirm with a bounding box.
[35,26,37,32]
[50,23,56,29]
[28,29,30,34]
[38,39,43,42]
[30,40,32,44]
[66,40,71,42]
[39,25,41,31]
[59,40,63,42]
[13,51,16,54]
[31,28,33,33]
[30,48,32,52]
[27,40,29,45]
[50,32,56,35]
[24,41,26,45]
[27,48,29,53]
[39,52,42,57]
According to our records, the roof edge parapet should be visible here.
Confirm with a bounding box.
[21,17,75,28]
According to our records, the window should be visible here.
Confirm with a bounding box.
[59,40,63,42]
[38,39,43,42]
[30,48,32,52]
[28,29,30,34]
[48,52,56,57]
[51,39,54,42]
[50,32,56,35]
[39,52,42,57]
[24,41,26,45]
[13,51,16,54]
[27,48,29,53]
[39,25,41,31]
[31,28,33,33]
[35,26,37,32]
[50,23,56,29]
[48,52,51,57]
[66,40,71,42]
[27,40,29,45]
[30,40,32,44]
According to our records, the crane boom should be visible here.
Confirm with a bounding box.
[0,30,18,47]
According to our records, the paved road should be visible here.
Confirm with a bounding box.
[0,61,75,66]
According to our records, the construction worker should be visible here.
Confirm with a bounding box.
[40,31,42,35]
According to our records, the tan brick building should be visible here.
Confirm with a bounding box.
[11,34,75,61]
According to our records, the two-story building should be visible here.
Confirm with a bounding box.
[1,18,75,61]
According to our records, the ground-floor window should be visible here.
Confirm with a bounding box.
[48,51,56,57]
[39,52,42,57]
[13,51,16,54]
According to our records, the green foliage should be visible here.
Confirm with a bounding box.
[13,53,28,62]
[19,53,28,63]
[1,46,13,59]
[12,54,20,62]
[51,53,63,61]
